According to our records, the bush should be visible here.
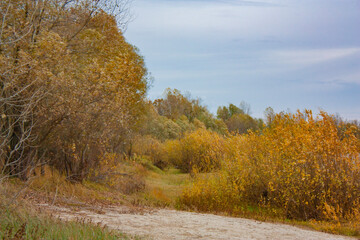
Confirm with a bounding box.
[89,153,145,194]
[180,172,241,213]
[180,110,360,221]
[165,129,225,173]
[132,135,168,169]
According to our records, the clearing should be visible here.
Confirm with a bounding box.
[42,203,355,240]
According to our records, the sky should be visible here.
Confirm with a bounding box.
[124,0,360,120]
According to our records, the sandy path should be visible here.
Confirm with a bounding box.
[41,204,355,240]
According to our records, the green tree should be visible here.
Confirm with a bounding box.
[217,103,262,134]
[226,113,259,134]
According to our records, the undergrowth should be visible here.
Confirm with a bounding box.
[0,183,138,240]
[139,168,190,207]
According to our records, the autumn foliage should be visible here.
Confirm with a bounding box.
[181,110,360,221]
[0,0,148,181]
[2,2,360,234]
[165,129,225,173]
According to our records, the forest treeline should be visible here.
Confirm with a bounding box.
[1,0,360,225]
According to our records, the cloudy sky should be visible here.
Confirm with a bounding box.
[124,0,360,120]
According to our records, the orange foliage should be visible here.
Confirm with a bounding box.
[181,110,360,221]
[89,153,145,194]
[132,135,168,169]
[165,129,225,173]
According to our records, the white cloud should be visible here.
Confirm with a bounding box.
[129,0,288,39]
[322,72,360,85]
[270,48,360,67]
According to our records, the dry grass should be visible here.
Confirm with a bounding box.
[134,168,190,207]
[2,162,359,239]
[1,163,190,209]
[0,180,141,240]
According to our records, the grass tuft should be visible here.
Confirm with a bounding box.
[0,184,140,240]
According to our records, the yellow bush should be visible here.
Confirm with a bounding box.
[90,153,145,194]
[132,135,168,169]
[260,110,360,220]
[180,110,360,221]
[181,172,241,213]
[165,129,225,173]
[164,139,183,169]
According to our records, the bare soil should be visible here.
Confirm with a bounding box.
[41,204,355,240]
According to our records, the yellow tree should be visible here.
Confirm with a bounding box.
[0,0,149,181]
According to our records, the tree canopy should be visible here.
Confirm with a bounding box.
[0,0,149,180]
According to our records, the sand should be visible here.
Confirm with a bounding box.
[40,204,355,240]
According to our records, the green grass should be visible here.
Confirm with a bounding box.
[0,202,140,240]
[0,178,142,240]
[137,167,190,207]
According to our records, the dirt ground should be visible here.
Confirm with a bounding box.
[41,204,355,240]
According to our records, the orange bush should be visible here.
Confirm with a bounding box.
[132,135,168,169]
[180,110,360,221]
[165,129,225,173]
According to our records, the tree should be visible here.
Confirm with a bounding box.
[264,107,275,126]
[0,0,149,181]
[216,106,230,121]
[217,103,260,134]
[153,88,202,121]
[226,113,259,134]
[153,88,228,135]
[0,0,50,179]
[217,104,244,121]
[239,101,251,115]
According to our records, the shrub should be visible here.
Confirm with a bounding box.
[89,153,145,194]
[165,129,225,173]
[180,172,241,213]
[180,110,360,221]
[132,135,168,169]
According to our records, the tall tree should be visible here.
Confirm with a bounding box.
[0,0,149,181]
